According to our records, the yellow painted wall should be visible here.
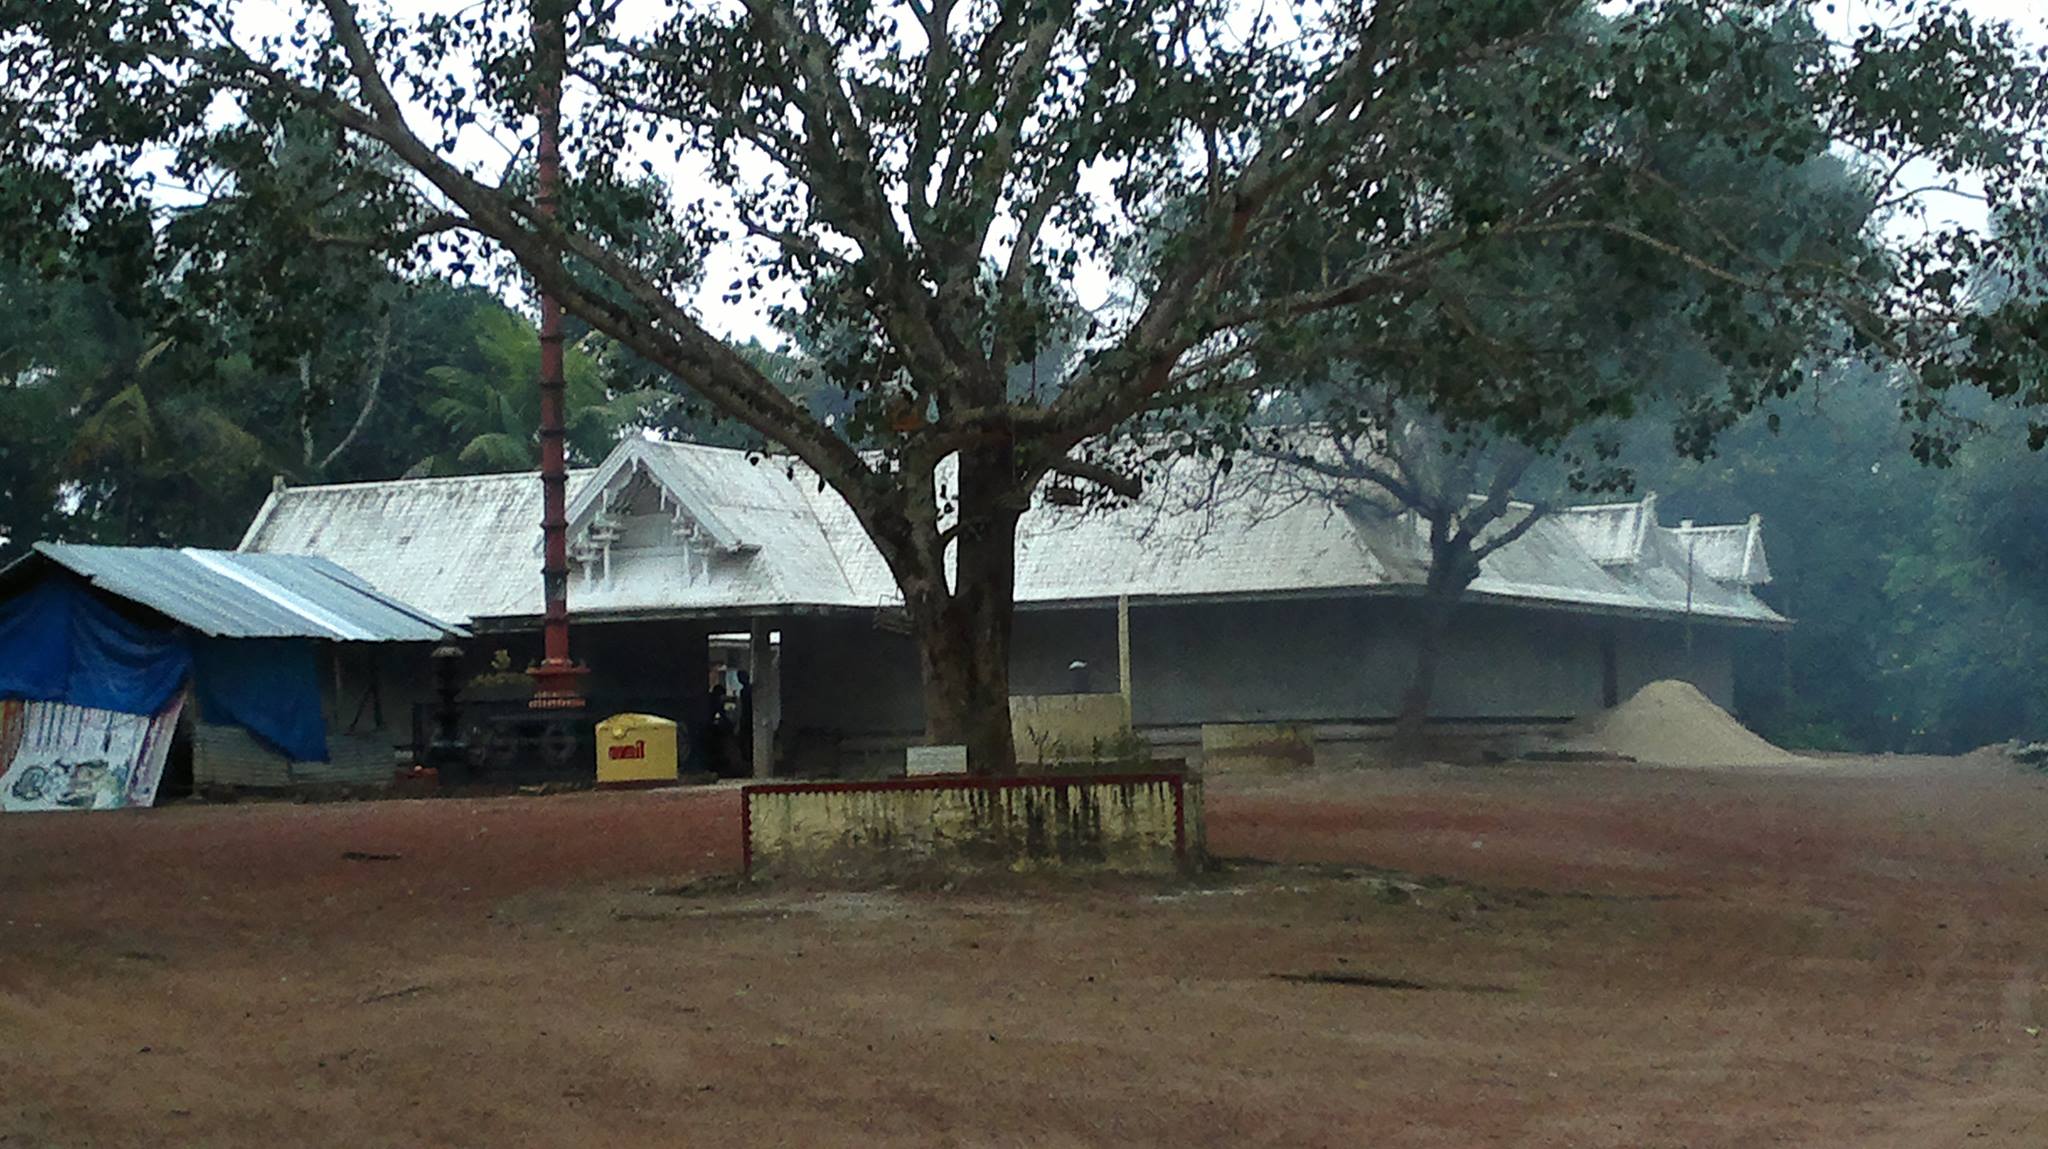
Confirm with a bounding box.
[746,774,1199,879]
[1009,694,1133,768]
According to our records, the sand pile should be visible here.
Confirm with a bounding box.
[1563,680,1808,768]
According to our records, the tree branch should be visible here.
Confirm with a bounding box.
[316,311,393,473]
[1050,457,1143,500]
[304,210,468,250]
[306,0,874,502]
[1469,501,1548,565]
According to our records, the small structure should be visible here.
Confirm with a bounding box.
[1200,724,1317,771]
[904,745,968,776]
[594,712,679,788]
[0,544,461,807]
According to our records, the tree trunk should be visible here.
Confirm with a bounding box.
[1392,591,1456,763]
[1394,539,1478,764]
[907,445,1022,775]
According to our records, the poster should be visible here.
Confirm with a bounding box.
[0,696,184,812]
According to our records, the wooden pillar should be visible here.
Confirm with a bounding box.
[1117,595,1133,708]
[1600,626,1619,710]
[751,620,777,779]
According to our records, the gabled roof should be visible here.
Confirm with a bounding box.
[1552,494,1659,566]
[551,439,865,617]
[562,438,752,554]
[1669,516,1772,585]
[239,439,1786,628]
[240,444,868,624]
[4,543,461,641]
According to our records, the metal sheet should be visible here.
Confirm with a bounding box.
[26,544,460,642]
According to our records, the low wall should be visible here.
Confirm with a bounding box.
[743,772,1200,879]
[1010,694,1133,767]
[1200,723,1317,770]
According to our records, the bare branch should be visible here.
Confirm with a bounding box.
[1050,457,1143,500]
[1469,501,1549,565]
[316,311,393,473]
[1256,436,1425,512]
[304,210,468,250]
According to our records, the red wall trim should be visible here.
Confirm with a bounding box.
[740,784,754,873]
[742,771,1185,798]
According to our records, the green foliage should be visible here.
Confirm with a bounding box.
[5,0,2042,476]
[0,258,649,558]
[1638,379,2048,753]
[0,259,278,551]
[414,305,645,474]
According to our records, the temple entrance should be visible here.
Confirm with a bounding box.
[706,627,780,778]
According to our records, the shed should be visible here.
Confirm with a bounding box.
[0,543,462,809]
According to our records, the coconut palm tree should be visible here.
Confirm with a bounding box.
[412,306,656,476]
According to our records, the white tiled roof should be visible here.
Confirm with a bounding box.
[1668,517,1772,585]
[555,438,868,615]
[240,439,1784,627]
[1552,495,1658,566]
[238,470,576,624]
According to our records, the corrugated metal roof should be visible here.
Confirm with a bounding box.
[21,543,461,641]
[239,440,1785,628]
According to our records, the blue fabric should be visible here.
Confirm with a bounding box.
[0,578,191,714]
[193,638,329,763]
[0,580,73,704]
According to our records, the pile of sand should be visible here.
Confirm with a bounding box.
[1562,679,1809,768]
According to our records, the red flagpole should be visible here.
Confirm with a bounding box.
[528,0,586,710]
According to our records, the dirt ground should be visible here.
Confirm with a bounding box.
[5,754,2048,1147]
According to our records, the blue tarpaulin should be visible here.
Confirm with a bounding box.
[0,575,330,762]
[192,639,329,764]
[0,579,191,714]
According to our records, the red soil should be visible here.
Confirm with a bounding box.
[4,757,2047,1147]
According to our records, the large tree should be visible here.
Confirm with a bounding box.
[4,0,2044,770]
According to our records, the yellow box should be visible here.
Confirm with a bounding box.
[595,713,679,786]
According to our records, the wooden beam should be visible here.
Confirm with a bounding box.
[1117,594,1132,708]
[750,620,777,779]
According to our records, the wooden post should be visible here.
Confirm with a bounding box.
[1117,594,1133,708]
[750,620,777,779]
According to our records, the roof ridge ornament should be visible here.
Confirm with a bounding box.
[554,439,754,558]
